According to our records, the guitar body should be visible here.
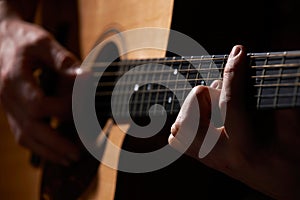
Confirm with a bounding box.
[39,0,299,199]
[77,0,174,59]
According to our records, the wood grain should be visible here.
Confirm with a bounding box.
[78,0,174,59]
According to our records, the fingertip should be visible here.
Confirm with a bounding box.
[229,45,242,59]
[210,80,223,89]
[229,45,246,59]
[223,44,248,82]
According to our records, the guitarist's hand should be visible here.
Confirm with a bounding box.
[169,45,300,199]
[0,16,82,166]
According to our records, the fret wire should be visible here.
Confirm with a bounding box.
[195,56,203,86]
[207,55,214,86]
[256,54,268,109]
[178,56,191,110]
[163,57,175,112]
[130,63,138,117]
[292,63,300,106]
[273,54,285,108]
[145,61,152,113]
[138,61,150,116]
[126,60,135,116]
[131,62,143,116]
[119,60,130,116]
[108,60,121,116]
[154,57,166,114]
[170,57,179,115]
[112,60,122,116]
[121,61,134,116]
[128,59,139,114]
[221,54,227,77]
[146,58,159,114]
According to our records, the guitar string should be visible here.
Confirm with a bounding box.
[91,54,300,114]
[96,83,300,96]
[95,72,300,88]
[93,63,300,77]
[87,52,300,68]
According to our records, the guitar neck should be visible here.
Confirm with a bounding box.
[95,50,300,119]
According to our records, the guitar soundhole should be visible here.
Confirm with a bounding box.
[94,42,121,126]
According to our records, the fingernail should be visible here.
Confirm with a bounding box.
[210,80,222,89]
[229,46,241,59]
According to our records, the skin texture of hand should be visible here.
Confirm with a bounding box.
[0,16,82,166]
[169,45,300,199]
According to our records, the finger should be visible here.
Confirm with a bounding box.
[219,45,251,143]
[210,80,223,89]
[6,114,73,166]
[220,45,247,111]
[5,54,76,120]
[13,76,72,120]
[30,37,80,72]
[169,85,226,159]
[29,121,81,162]
[20,36,80,97]
[22,134,73,166]
[187,87,226,160]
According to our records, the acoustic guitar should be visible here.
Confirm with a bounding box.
[37,0,300,200]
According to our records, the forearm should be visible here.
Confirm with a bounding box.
[0,0,40,22]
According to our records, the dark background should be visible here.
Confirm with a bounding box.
[171,0,300,55]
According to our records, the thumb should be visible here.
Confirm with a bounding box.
[34,38,81,94]
[31,35,80,73]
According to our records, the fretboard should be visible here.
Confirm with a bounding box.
[94,50,300,119]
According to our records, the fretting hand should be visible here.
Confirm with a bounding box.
[169,45,300,199]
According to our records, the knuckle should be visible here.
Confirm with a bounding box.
[224,58,236,72]
[192,85,209,98]
[20,32,53,54]
[34,33,53,46]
